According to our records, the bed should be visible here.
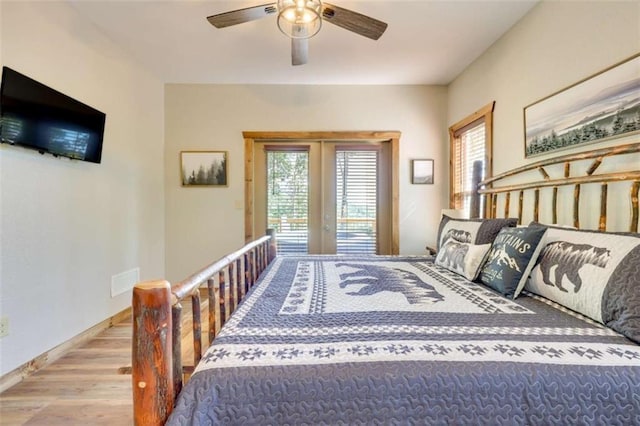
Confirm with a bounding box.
[131,142,640,425]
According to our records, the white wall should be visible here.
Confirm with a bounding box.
[448,1,640,231]
[0,2,165,375]
[165,85,447,282]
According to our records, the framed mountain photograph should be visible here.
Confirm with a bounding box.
[524,53,639,158]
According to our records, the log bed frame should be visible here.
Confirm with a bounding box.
[478,141,639,232]
[132,230,277,425]
[131,142,639,425]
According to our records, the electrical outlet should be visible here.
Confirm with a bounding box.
[0,316,8,338]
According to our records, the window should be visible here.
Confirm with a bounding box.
[448,102,495,218]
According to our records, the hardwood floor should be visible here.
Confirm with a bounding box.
[0,317,134,425]
[1,294,209,425]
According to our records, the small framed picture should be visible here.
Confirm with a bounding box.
[180,151,228,186]
[411,159,434,184]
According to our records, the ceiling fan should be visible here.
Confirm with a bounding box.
[206,1,388,66]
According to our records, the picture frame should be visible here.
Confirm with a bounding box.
[524,53,640,158]
[411,159,434,184]
[180,151,228,186]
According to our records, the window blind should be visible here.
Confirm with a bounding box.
[336,150,377,254]
[452,123,486,215]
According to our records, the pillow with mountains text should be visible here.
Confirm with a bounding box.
[479,226,547,298]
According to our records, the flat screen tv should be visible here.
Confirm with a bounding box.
[0,66,106,163]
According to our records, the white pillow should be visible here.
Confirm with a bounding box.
[435,239,491,281]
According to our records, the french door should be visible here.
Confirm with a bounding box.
[253,140,392,255]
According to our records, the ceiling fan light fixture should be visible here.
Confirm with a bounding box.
[277,0,322,39]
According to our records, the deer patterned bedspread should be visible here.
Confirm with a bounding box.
[167,256,640,425]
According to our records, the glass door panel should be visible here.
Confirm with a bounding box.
[335,150,378,254]
[266,150,309,254]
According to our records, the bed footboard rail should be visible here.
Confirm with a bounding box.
[132,229,277,425]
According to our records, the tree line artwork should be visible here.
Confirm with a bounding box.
[525,55,639,158]
[181,151,227,186]
[526,108,640,157]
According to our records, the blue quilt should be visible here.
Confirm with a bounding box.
[167,256,640,425]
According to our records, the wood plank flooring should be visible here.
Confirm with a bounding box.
[0,318,134,425]
[1,294,211,425]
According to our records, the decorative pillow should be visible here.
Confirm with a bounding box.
[525,223,640,344]
[436,215,518,250]
[479,226,547,298]
[435,239,491,281]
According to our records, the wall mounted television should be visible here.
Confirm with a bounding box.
[0,66,106,164]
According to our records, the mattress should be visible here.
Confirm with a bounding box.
[167,256,640,425]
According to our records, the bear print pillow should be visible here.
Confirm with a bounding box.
[436,215,518,250]
[526,223,640,344]
[435,238,491,281]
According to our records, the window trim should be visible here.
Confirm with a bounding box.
[448,102,495,218]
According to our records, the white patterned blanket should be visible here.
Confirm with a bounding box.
[168,256,640,425]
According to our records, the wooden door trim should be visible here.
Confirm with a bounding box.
[244,131,401,254]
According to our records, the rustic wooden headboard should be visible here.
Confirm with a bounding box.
[477,142,640,232]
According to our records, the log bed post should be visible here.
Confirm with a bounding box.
[130,231,277,424]
[132,281,174,426]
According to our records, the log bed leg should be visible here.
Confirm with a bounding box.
[132,281,174,426]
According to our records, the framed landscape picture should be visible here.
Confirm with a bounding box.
[524,53,640,158]
[412,159,434,184]
[181,151,228,186]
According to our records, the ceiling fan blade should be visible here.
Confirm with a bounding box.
[321,3,387,40]
[292,38,308,66]
[291,25,309,66]
[207,3,277,29]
